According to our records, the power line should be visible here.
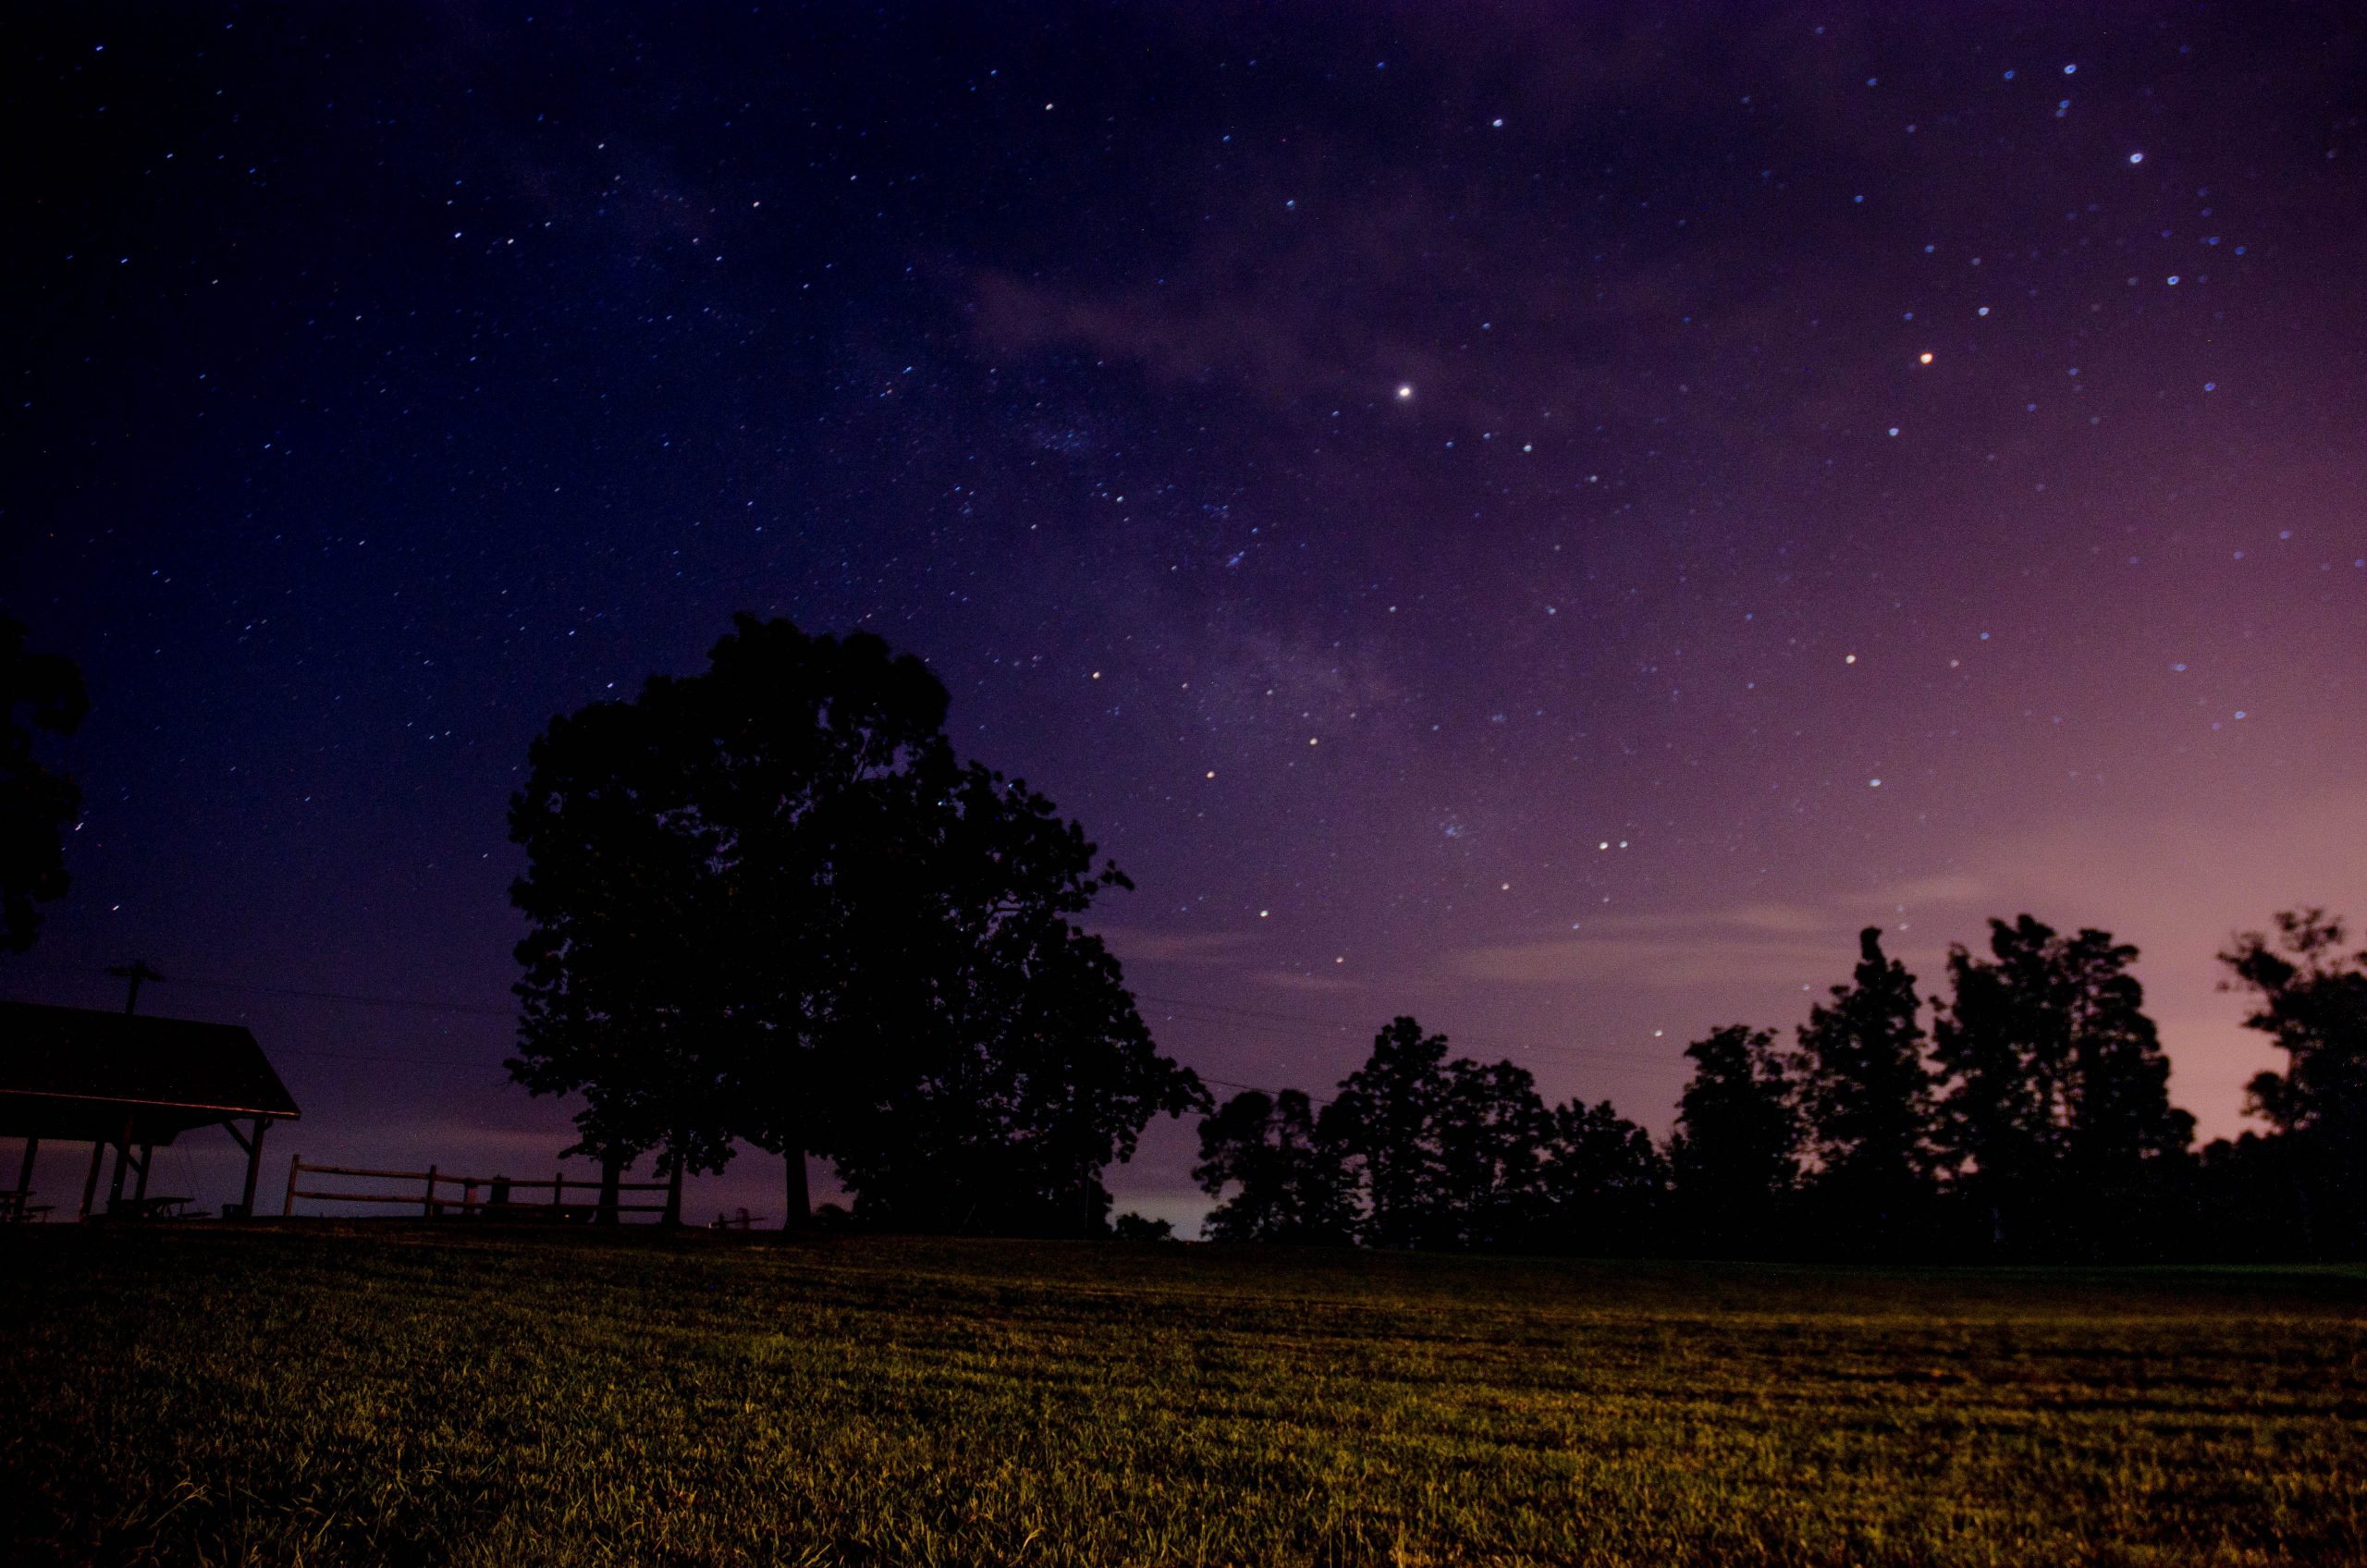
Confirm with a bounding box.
[169,973,514,1017]
[3,961,512,1018]
[9,962,1682,1071]
[1198,1075,1337,1108]
[6,962,1684,1101]
[1138,990,1682,1070]
[272,1046,509,1070]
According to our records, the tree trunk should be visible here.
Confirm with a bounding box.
[781,1145,811,1234]
[661,1149,684,1229]
[595,1152,621,1226]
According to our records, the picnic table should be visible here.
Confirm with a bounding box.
[1,1190,56,1223]
[107,1194,195,1220]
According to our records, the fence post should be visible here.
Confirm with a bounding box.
[554,1170,564,1216]
[239,1117,268,1219]
[423,1163,438,1219]
[282,1152,300,1218]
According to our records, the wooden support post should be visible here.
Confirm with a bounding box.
[283,1151,300,1218]
[239,1119,268,1219]
[662,1153,684,1229]
[80,1140,105,1219]
[133,1144,153,1202]
[106,1116,136,1211]
[423,1162,439,1219]
[14,1136,35,1199]
[553,1170,564,1215]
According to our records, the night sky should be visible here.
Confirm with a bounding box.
[6,3,2362,1228]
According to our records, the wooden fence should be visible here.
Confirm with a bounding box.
[280,1155,669,1220]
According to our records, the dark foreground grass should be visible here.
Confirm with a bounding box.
[3,1227,2363,1566]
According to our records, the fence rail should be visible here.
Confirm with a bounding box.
[281,1156,670,1220]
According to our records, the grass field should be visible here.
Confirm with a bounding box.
[3,1227,2363,1566]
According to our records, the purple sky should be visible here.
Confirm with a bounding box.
[6,3,2362,1229]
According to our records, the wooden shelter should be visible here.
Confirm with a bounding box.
[0,1000,300,1220]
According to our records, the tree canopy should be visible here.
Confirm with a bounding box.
[822,758,1207,1234]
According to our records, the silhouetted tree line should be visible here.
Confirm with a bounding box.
[11,610,2350,1263]
[505,619,2361,1260]
[508,616,1204,1233]
[1198,915,2367,1263]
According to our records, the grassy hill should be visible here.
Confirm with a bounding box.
[4,1226,2362,1565]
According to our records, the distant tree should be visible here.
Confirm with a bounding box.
[2193,1131,2316,1262]
[1324,1016,1453,1248]
[0,616,88,954]
[2219,910,2367,1257]
[1929,927,2054,1253]
[1667,1024,1799,1256]
[819,758,1205,1236]
[1793,927,1935,1257]
[2051,926,2194,1253]
[1193,1087,1355,1243]
[1430,1058,1553,1250]
[1110,1211,1176,1243]
[1934,916,2194,1259]
[1541,1099,1667,1256]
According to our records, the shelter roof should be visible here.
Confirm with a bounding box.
[0,1000,300,1143]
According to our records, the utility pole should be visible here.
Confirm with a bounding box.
[105,960,164,1015]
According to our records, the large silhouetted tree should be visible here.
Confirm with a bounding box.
[510,614,1192,1233]
[1934,916,2194,1258]
[2219,910,2367,1257]
[1324,1016,1453,1248]
[1542,1099,1667,1256]
[1793,927,1935,1257]
[820,758,1204,1234]
[657,616,954,1227]
[0,616,88,954]
[1193,1087,1356,1243]
[1667,1024,1799,1256]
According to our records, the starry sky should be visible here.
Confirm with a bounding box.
[6,2,2363,1228]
